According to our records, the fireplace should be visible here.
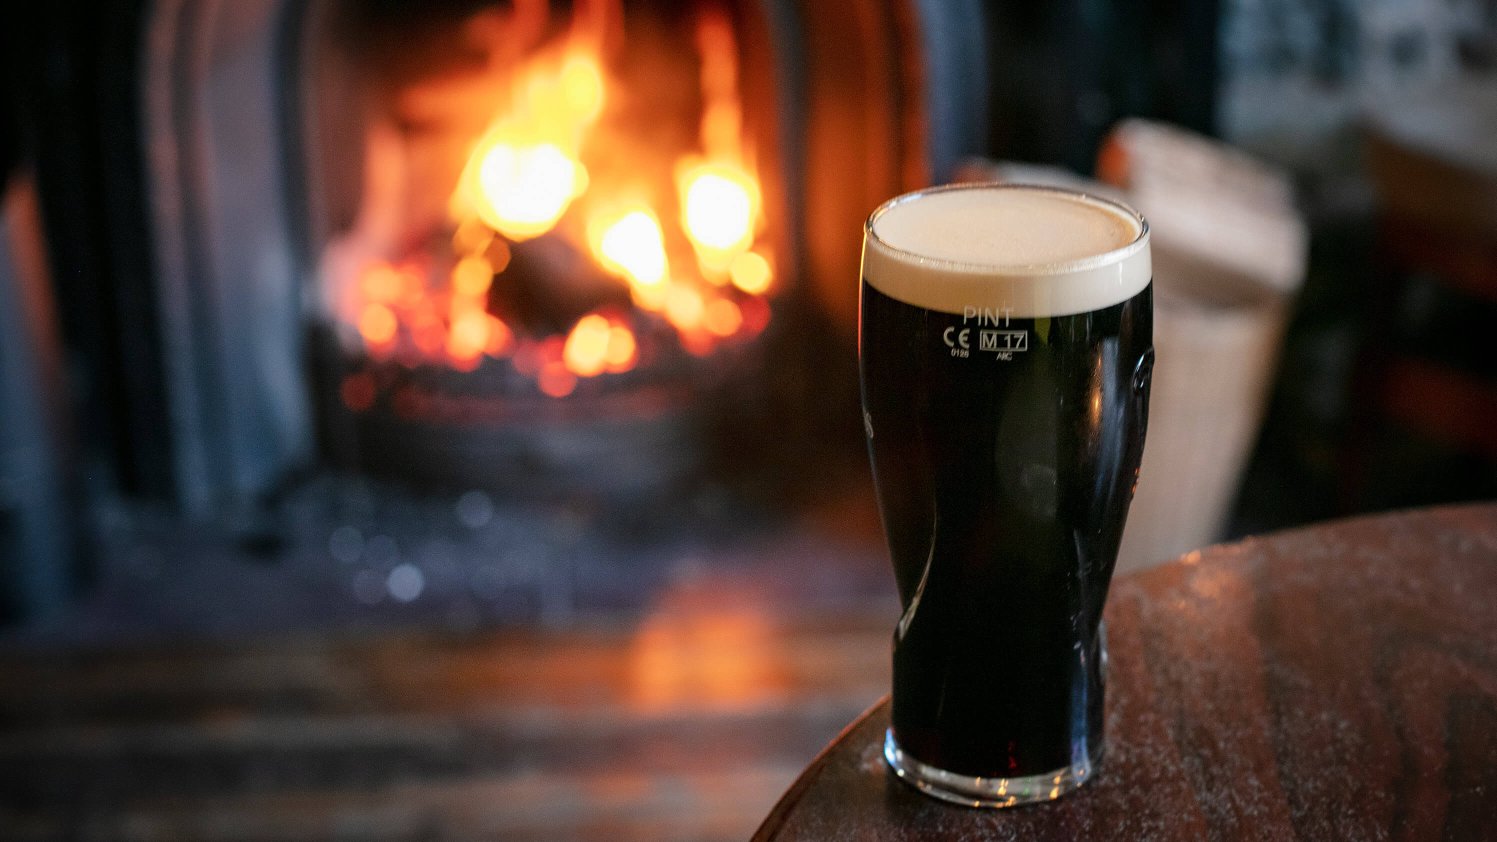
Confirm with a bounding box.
[3,0,989,624]
[306,0,790,495]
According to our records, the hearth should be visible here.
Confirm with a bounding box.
[307,0,787,494]
[3,0,988,623]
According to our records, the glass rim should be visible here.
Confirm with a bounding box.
[864,182,1151,277]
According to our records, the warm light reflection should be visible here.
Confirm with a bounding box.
[627,609,784,710]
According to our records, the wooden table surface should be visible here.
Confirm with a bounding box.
[0,577,896,841]
[754,503,1497,841]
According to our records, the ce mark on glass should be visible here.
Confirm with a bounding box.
[942,326,972,358]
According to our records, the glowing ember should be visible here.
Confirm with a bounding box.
[360,265,403,303]
[452,216,495,257]
[359,304,398,347]
[728,251,773,295]
[447,310,492,362]
[512,341,543,377]
[703,298,743,337]
[664,283,705,332]
[340,372,377,412]
[412,312,445,357]
[538,360,578,398]
[562,313,613,377]
[485,315,515,357]
[605,323,637,371]
[452,256,494,297]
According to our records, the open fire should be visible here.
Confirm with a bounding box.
[325,0,776,404]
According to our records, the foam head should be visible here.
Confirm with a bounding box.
[862,184,1151,317]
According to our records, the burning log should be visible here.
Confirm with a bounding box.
[490,234,631,336]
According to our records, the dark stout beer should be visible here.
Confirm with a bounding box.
[860,185,1152,806]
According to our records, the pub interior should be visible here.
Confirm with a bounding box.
[2,0,1495,839]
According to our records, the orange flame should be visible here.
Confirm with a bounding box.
[467,141,586,240]
[558,52,606,123]
[675,11,764,283]
[454,46,605,241]
[589,207,669,308]
[679,162,759,256]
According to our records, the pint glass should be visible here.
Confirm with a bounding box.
[859,184,1153,807]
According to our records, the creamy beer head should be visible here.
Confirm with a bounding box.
[862,184,1151,318]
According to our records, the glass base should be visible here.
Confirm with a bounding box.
[883,730,1098,808]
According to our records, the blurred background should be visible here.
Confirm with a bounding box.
[1,0,1495,839]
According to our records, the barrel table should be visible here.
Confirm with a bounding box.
[755,503,1497,840]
